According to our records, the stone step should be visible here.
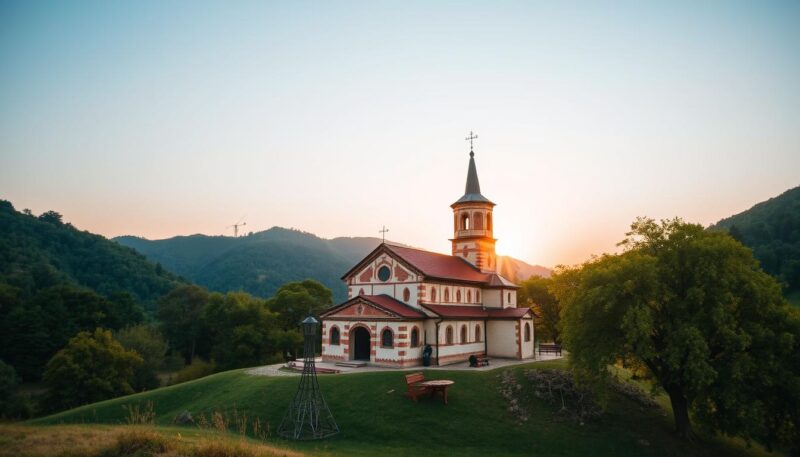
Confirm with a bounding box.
[335,361,368,368]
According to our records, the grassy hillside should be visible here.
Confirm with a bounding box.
[0,424,303,457]
[712,185,800,298]
[30,360,769,457]
[116,228,552,302]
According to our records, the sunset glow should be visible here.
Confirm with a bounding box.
[1,2,798,267]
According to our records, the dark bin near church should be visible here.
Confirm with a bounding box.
[422,345,433,366]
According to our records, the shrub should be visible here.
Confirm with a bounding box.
[172,358,216,385]
[98,428,171,457]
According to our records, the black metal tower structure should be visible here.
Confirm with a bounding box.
[277,316,339,440]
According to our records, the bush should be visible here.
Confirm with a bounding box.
[0,359,19,416]
[98,428,171,457]
[172,358,216,385]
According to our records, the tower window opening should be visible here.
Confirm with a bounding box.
[461,214,470,230]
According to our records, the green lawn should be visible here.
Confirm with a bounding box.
[29,360,774,457]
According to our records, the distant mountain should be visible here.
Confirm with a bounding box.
[115,228,551,302]
[711,186,800,297]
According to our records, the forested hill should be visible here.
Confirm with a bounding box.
[712,185,800,295]
[115,228,551,302]
[0,200,186,379]
[0,200,183,309]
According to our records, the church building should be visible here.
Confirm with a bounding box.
[320,145,535,367]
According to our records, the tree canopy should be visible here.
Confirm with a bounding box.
[42,328,142,411]
[556,218,800,452]
[518,275,561,343]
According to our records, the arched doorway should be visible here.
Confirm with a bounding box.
[350,327,371,361]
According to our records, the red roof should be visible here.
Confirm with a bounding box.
[383,244,491,283]
[321,294,426,319]
[340,243,518,288]
[422,304,534,319]
[363,294,426,318]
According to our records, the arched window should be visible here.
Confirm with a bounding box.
[445,326,453,344]
[476,290,480,302]
[444,288,450,302]
[403,287,410,302]
[359,288,365,296]
[381,328,394,348]
[456,290,461,302]
[508,292,512,303]
[487,213,493,231]
[473,212,484,230]
[431,288,437,302]
[524,323,531,342]
[410,327,419,347]
[461,213,470,230]
[330,326,340,345]
[467,290,472,303]
[460,325,468,343]
[475,324,481,342]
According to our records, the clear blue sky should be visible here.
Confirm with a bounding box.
[1,1,799,266]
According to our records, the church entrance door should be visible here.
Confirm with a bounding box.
[351,327,371,361]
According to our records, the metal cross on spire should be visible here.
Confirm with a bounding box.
[465,131,478,156]
[379,225,389,243]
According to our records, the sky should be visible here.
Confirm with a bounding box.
[1,1,799,267]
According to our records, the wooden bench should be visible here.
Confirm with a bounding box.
[405,372,433,402]
[538,343,562,356]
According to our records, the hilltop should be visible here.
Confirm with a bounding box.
[712,185,800,302]
[115,228,551,302]
[28,360,767,457]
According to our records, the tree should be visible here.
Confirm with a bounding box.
[158,285,210,364]
[42,328,142,411]
[266,280,332,358]
[0,360,19,417]
[518,275,560,343]
[115,325,168,391]
[557,217,800,449]
[202,292,279,370]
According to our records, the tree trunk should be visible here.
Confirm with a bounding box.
[667,386,693,439]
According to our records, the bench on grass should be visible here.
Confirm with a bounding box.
[405,372,433,402]
[538,343,562,356]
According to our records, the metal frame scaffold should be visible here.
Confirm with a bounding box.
[277,315,339,440]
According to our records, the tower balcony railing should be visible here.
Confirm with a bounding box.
[454,229,492,238]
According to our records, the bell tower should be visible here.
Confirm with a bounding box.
[450,135,497,273]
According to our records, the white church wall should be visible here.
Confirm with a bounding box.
[423,282,483,306]
[482,289,502,308]
[487,320,519,358]
[435,320,487,365]
[504,289,517,308]
[321,321,346,362]
[521,318,535,359]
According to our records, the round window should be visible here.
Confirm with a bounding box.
[377,266,391,282]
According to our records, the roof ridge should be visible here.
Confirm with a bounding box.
[385,244,485,273]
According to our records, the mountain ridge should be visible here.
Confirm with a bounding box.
[114,227,552,302]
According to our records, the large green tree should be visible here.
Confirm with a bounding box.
[266,279,332,358]
[157,285,210,364]
[557,218,799,450]
[518,275,560,343]
[202,292,279,370]
[42,328,142,411]
[115,325,168,391]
